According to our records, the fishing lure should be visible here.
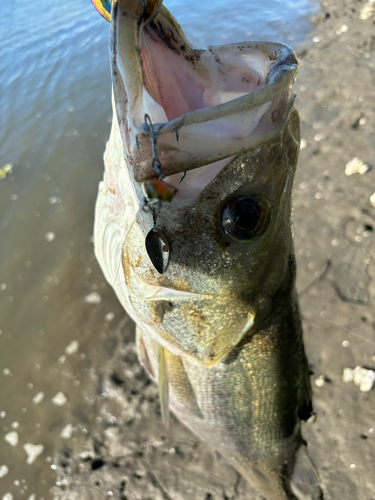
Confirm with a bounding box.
[91,0,162,23]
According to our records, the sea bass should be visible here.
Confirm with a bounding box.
[92,1,322,498]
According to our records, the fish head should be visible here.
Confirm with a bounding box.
[94,0,300,368]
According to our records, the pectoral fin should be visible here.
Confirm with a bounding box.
[158,345,170,428]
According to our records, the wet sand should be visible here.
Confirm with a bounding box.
[2,0,375,499]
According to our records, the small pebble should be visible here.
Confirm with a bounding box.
[306,413,317,425]
[45,232,55,242]
[342,368,354,383]
[343,366,375,392]
[370,192,375,208]
[60,424,74,439]
[345,157,369,176]
[32,392,44,404]
[4,432,19,447]
[105,312,115,322]
[48,196,60,204]
[65,340,79,356]
[23,443,44,465]
[0,164,13,180]
[84,292,102,304]
[336,24,348,35]
[51,392,67,406]
[353,366,375,392]
[315,375,326,388]
[58,355,66,364]
[359,1,375,20]
[0,465,9,478]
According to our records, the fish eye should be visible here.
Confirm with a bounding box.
[221,195,272,242]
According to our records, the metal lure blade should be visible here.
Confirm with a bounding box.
[90,0,111,22]
[145,228,169,274]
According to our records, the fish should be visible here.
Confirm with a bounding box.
[92,1,324,498]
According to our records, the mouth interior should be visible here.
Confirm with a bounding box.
[140,31,270,124]
[137,28,275,197]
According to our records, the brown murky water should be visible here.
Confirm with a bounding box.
[0,0,318,498]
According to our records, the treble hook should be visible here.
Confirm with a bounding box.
[144,114,164,180]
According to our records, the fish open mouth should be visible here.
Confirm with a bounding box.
[110,0,298,184]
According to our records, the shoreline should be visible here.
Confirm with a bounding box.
[52,1,375,498]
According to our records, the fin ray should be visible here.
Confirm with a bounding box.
[158,345,170,428]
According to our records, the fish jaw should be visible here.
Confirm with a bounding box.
[110,0,298,181]
[124,266,256,367]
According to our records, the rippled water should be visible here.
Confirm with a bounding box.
[0,0,318,497]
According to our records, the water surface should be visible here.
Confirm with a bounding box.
[0,0,318,497]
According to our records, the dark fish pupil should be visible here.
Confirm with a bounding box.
[221,195,271,242]
[145,228,170,274]
[232,200,260,231]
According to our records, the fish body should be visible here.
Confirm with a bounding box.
[93,1,321,498]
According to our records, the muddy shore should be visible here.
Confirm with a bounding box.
[51,1,375,499]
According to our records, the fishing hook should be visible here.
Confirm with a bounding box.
[143,114,164,180]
